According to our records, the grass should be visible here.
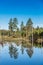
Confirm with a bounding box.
[0,35,43,43]
[0,35,29,42]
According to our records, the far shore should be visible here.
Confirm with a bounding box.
[0,36,43,43]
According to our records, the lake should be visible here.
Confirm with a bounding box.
[0,41,43,65]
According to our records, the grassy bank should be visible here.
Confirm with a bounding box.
[0,35,43,43]
[0,36,29,42]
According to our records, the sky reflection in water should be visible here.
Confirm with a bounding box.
[0,41,43,65]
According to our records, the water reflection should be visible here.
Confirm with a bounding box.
[26,47,33,58]
[21,45,24,54]
[9,44,18,59]
[0,41,6,47]
[8,40,43,59]
[8,40,34,59]
[0,40,43,65]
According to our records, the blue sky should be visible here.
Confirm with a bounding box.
[0,0,43,29]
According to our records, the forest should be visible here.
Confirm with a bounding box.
[0,18,43,43]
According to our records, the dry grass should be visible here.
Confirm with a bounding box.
[0,36,29,41]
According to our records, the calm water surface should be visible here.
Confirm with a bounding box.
[0,41,43,65]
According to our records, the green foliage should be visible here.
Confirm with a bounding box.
[8,18,13,31]
[21,31,26,37]
[20,21,26,37]
[8,18,18,32]
[26,18,33,28]
[13,18,18,31]
[20,21,24,31]
[0,17,43,42]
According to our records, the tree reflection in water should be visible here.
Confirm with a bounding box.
[26,47,33,58]
[20,40,33,56]
[21,46,24,54]
[1,40,43,60]
[0,41,6,47]
[21,41,26,54]
[21,44,24,54]
[9,44,18,59]
[0,42,4,47]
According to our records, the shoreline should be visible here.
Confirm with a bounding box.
[0,36,43,43]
